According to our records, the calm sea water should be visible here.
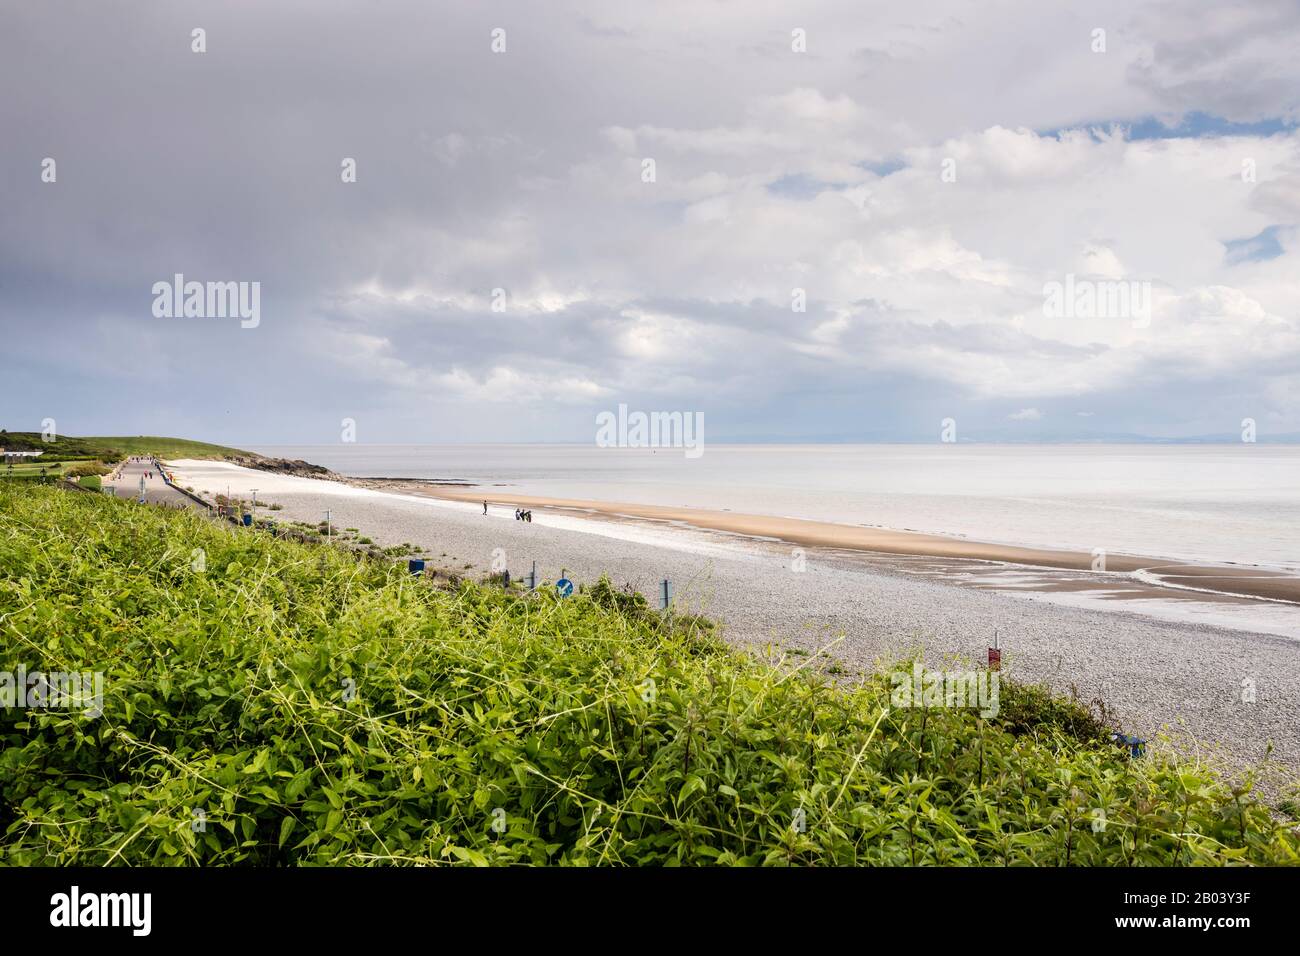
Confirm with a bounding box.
[251,444,1300,569]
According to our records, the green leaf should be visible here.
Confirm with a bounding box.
[679,774,706,804]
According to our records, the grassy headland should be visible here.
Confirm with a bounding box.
[0,483,1296,865]
[0,431,253,461]
[1,432,259,486]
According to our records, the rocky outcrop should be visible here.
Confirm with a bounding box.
[224,455,335,479]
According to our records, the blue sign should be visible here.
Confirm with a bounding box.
[1111,733,1146,758]
[556,578,574,597]
[408,559,426,575]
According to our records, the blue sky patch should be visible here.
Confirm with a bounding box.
[1224,225,1286,265]
[1039,112,1296,142]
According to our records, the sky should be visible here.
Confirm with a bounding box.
[1,0,1298,444]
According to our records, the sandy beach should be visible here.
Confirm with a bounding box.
[385,485,1300,605]
[168,458,1300,785]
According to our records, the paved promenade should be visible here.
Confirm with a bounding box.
[104,458,202,509]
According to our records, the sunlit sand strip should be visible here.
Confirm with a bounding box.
[391,485,1300,606]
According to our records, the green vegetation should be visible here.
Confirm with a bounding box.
[2,463,61,480]
[0,431,251,462]
[76,475,102,491]
[0,432,117,460]
[64,460,111,478]
[1,457,109,483]
[1,482,1296,866]
[88,435,254,459]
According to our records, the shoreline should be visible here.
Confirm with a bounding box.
[343,477,1300,608]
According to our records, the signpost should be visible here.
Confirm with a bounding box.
[556,577,574,598]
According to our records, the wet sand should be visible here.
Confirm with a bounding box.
[356,481,1300,607]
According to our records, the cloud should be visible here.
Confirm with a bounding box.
[1009,408,1043,421]
[1,0,1298,443]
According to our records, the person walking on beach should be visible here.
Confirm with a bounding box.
[483,500,488,515]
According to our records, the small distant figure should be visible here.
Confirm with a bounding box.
[514,509,521,521]
[524,510,532,523]
[482,500,488,515]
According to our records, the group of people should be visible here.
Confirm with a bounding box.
[480,499,533,522]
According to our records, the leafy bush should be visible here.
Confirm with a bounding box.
[0,484,1296,866]
[64,460,111,478]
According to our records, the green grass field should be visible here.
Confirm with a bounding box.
[2,462,73,477]
[1,483,1296,866]
[85,435,254,459]
[0,432,252,462]
[2,453,113,484]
